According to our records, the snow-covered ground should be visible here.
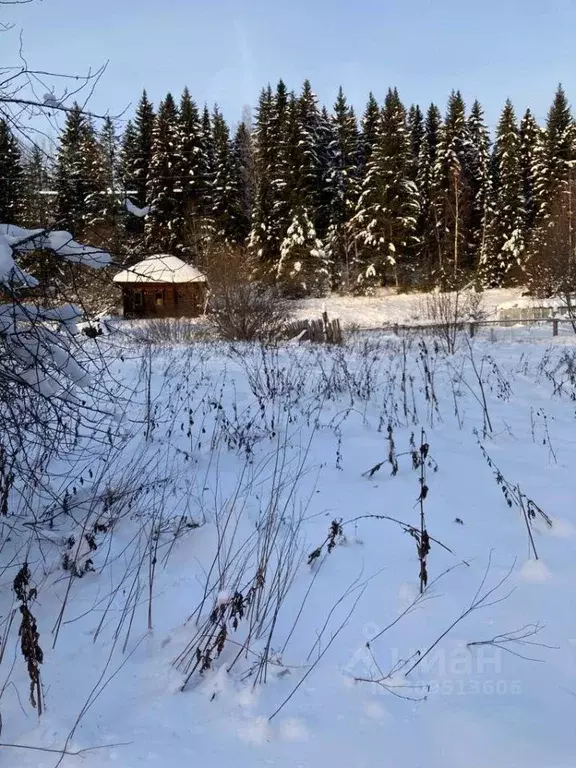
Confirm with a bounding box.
[293,287,527,327]
[3,325,576,768]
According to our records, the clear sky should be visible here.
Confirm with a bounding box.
[4,0,576,131]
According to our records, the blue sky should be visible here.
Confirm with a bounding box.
[4,0,576,131]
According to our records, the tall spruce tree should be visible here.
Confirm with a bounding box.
[482,100,525,286]
[360,92,380,172]
[279,80,329,295]
[211,106,235,242]
[145,93,181,252]
[325,87,360,288]
[408,104,425,180]
[251,81,292,268]
[0,119,23,224]
[55,104,104,237]
[250,85,276,261]
[228,120,254,246]
[352,88,420,289]
[433,91,473,284]
[131,91,155,208]
[545,84,575,195]
[466,100,493,270]
[178,88,205,253]
[520,109,546,230]
[21,145,53,228]
[415,103,442,282]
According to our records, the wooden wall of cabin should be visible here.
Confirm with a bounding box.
[121,283,206,318]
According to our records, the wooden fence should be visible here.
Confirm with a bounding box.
[284,311,343,344]
[357,317,575,338]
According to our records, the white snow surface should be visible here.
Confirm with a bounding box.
[292,288,526,328]
[113,254,207,284]
[3,328,576,768]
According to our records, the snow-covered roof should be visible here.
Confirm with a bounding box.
[113,255,206,284]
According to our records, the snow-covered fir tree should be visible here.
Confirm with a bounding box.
[482,100,525,286]
[415,103,442,283]
[0,118,24,224]
[526,86,576,283]
[408,104,425,180]
[433,91,473,284]
[145,93,182,252]
[278,80,330,296]
[250,85,275,262]
[519,109,547,231]
[178,88,205,254]
[324,87,360,289]
[21,145,53,228]
[466,100,493,270]
[211,106,235,243]
[55,104,104,237]
[228,120,254,246]
[544,84,576,196]
[360,92,380,172]
[351,88,420,290]
[250,81,292,269]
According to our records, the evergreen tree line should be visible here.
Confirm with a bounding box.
[1,82,575,296]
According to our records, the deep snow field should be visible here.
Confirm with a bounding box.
[2,317,576,768]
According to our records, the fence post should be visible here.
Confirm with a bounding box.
[553,319,559,337]
[469,322,476,338]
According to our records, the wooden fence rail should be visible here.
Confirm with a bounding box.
[358,317,575,338]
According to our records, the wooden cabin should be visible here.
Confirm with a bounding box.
[113,254,207,319]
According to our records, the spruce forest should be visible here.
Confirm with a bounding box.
[1,80,575,298]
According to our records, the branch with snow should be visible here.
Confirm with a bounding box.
[0,224,111,399]
[124,199,151,218]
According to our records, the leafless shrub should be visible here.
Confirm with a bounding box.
[421,287,486,354]
[205,247,290,342]
[130,318,211,345]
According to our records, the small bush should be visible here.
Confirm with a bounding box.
[205,247,290,342]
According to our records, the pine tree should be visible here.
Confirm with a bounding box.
[55,104,104,237]
[433,91,473,284]
[526,86,576,290]
[482,100,525,286]
[21,145,53,228]
[545,84,575,194]
[324,87,360,289]
[178,88,205,253]
[211,106,235,242]
[145,92,181,252]
[228,120,254,245]
[466,100,493,269]
[408,104,425,180]
[0,119,24,224]
[279,80,329,295]
[87,117,123,250]
[360,92,380,171]
[315,105,337,243]
[131,91,155,208]
[251,81,292,267]
[351,88,420,290]
[415,103,442,282]
[520,109,546,230]
[250,85,275,261]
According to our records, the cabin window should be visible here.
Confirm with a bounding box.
[155,291,164,307]
[133,291,143,308]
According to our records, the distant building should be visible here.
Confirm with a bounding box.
[113,254,207,318]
